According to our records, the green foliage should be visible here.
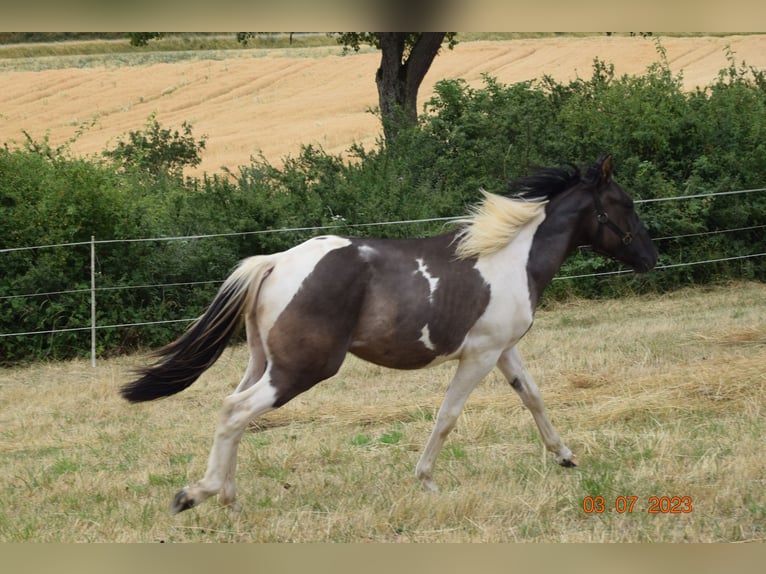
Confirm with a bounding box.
[2,45,765,364]
[127,33,163,47]
[334,32,458,56]
[103,113,206,179]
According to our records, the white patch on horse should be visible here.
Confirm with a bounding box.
[469,210,547,349]
[414,258,439,303]
[419,325,436,351]
[358,244,378,262]
[256,236,352,335]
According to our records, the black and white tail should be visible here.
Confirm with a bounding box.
[120,256,275,402]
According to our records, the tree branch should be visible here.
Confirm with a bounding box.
[404,33,447,94]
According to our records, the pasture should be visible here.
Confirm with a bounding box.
[0,282,763,542]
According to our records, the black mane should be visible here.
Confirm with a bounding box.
[505,157,605,201]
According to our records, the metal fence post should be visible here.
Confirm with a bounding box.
[91,235,96,368]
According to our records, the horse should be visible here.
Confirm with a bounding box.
[121,154,658,514]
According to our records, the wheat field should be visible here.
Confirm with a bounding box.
[2,35,766,174]
[0,282,763,542]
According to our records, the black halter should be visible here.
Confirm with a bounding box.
[593,191,634,246]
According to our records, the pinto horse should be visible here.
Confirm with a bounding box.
[121,154,657,513]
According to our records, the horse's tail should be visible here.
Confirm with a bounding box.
[120,255,276,403]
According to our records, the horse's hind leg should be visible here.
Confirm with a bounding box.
[233,318,267,394]
[497,346,576,467]
[172,373,278,513]
[173,352,347,513]
[217,319,268,507]
[218,364,269,507]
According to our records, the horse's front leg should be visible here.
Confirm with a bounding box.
[415,351,500,492]
[497,346,576,467]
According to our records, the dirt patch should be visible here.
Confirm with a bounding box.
[2,35,765,174]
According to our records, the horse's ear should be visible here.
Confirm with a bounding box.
[599,154,613,184]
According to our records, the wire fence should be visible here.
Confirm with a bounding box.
[1,186,764,365]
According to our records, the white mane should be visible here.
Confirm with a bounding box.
[454,190,547,259]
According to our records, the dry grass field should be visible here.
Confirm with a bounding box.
[1,34,765,544]
[2,34,766,174]
[1,282,764,542]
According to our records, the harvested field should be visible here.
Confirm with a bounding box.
[2,35,766,174]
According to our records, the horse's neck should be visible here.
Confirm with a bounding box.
[525,197,588,309]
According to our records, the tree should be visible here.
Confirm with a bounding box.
[130,32,457,144]
[337,33,457,144]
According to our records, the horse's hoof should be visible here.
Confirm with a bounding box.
[559,457,578,468]
[419,478,439,493]
[226,501,242,513]
[171,489,196,514]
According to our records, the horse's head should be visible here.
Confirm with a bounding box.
[580,154,658,273]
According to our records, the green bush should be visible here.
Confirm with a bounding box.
[103,113,207,179]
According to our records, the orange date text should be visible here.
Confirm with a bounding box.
[582,495,693,514]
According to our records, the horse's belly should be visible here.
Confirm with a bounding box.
[349,335,457,370]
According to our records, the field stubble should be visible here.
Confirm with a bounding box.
[2,35,766,174]
[0,282,764,542]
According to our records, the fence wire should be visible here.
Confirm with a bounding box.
[2,186,763,255]
[1,186,763,341]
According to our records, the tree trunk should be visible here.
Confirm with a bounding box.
[375,33,446,144]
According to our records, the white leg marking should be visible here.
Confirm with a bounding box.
[497,346,574,465]
[415,351,500,492]
[176,374,278,510]
[414,258,439,303]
